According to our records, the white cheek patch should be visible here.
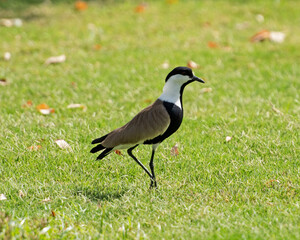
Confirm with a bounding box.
[158,74,191,109]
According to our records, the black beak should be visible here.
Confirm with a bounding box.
[192,76,205,83]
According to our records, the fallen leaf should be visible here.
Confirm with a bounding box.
[265,179,280,187]
[0,18,22,27]
[55,139,71,150]
[166,0,178,4]
[222,46,232,52]
[202,21,211,27]
[67,103,87,111]
[51,210,56,217]
[93,44,102,50]
[208,41,218,48]
[135,3,147,13]
[28,145,42,151]
[0,194,7,201]
[0,18,13,27]
[42,197,51,203]
[161,61,169,69]
[235,22,249,30]
[250,30,270,42]
[269,31,285,43]
[225,136,232,142]
[36,103,49,110]
[0,78,8,86]
[36,104,55,115]
[115,150,122,155]
[171,143,179,156]
[40,226,51,234]
[71,82,77,89]
[22,100,33,108]
[187,60,199,69]
[40,109,55,115]
[270,102,283,115]
[19,190,25,198]
[75,1,88,11]
[4,52,11,61]
[14,18,23,27]
[256,14,264,23]
[200,88,212,93]
[143,99,152,103]
[45,54,66,65]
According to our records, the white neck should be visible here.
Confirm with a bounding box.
[158,79,183,109]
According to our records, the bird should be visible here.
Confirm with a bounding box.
[91,66,205,188]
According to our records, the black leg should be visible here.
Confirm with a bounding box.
[127,145,154,182]
[149,149,157,188]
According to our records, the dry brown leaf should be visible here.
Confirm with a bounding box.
[171,143,179,156]
[208,41,218,48]
[187,60,199,69]
[265,179,280,187]
[222,46,232,52]
[135,3,147,13]
[200,88,212,93]
[269,31,285,43]
[93,44,102,50]
[51,210,56,217]
[36,104,55,115]
[161,61,169,69]
[42,197,51,203]
[250,30,270,42]
[166,0,178,4]
[225,136,232,142]
[0,18,22,27]
[256,14,264,23]
[45,54,66,65]
[71,82,77,89]
[39,108,55,115]
[55,139,71,150]
[67,103,87,111]
[19,190,25,198]
[0,194,7,201]
[75,1,88,11]
[28,145,42,151]
[22,100,33,108]
[115,150,123,156]
[235,22,249,30]
[270,102,283,115]
[202,21,211,27]
[143,99,152,103]
[0,78,8,86]
[4,52,11,61]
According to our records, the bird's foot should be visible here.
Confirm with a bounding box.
[149,179,157,189]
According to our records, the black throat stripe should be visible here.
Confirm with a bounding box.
[144,101,183,145]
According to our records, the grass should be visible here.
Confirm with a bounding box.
[0,0,299,239]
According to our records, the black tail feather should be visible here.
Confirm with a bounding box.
[96,148,113,160]
[90,144,105,153]
[91,134,108,144]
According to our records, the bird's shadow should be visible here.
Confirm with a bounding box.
[74,186,126,202]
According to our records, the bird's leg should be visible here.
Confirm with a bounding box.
[149,149,157,188]
[127,145,154,183]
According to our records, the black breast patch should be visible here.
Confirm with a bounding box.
[144,101,183,145]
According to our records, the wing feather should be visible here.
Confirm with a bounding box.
[101,99,170,148]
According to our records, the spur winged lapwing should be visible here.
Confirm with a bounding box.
[91,66,205,188]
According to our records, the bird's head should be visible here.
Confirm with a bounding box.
[165,66,205,85]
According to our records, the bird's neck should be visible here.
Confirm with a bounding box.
[158,81,183,109]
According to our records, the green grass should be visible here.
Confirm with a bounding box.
[0,0,299,239]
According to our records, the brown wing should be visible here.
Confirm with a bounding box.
[101,99,170,148]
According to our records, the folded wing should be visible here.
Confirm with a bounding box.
[101,99,170,148]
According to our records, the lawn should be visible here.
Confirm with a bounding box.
[0,0,299,239]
